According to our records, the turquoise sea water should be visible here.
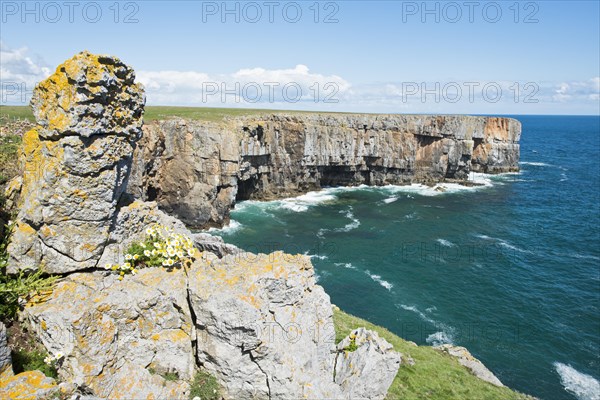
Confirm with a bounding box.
[211,116,600,400]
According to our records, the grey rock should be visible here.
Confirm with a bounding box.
[0,370,58,398]
[0,321,12,378]
[7,51,145,274]
[23,266,194,398]
[188,251,344,399]
[192,233,241,258]
[129,114,521,229]
[335,327,402,399]
[435,344,504,387]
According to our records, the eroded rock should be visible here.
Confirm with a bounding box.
[129,114,521,229]
[0,370,58,399]
[7,51,145,274]
[435,344,504,387]
[23,267,194,399]
[335,327,402,399]
[188,251,344,399]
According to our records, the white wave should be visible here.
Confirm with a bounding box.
[365,270,393,291]
[207,219,242,234]
[554,362,600,400]
[398,304,437,325]
[474,234,529,253]
[398,304,456,345]
[425,306,437,313]
[381,172,497,197]
[436,238,455,247]
[383,196,399,204]
[520,161,553,167]
[277,190,337,212]
[404,212,418,220]
[426,331,454,346]
[560,172,569,182]
[335,208,361,232]
[571,253,600,261]
[334,262,357,270]
[497,240,528,253]
[304,251,328,260]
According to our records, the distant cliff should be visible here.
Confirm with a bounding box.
[129,114,521,229]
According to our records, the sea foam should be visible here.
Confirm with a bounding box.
[554,362,600,400]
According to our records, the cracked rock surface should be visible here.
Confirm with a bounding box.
[22,249,403,399]
[335,327,402,399]
[7,51,145,274]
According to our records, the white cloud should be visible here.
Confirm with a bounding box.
[137,64,351,107]
[1,42,598,114]
[552,77,600,102]
[0,42,51,105]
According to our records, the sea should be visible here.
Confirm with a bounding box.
[209,115,600,400]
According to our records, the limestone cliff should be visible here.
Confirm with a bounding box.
[3,51,403,400]
[7,51,145,274]
[129,114,521,229]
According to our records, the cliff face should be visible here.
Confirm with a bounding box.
[129,114,521,229]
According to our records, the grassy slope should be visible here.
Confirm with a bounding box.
[333,309,532,400]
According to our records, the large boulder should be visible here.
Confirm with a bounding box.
[7,51,145,274]
[188,251,345,399]
[334,327,402,399]
[23,245,403,399]
[22,267,194,399]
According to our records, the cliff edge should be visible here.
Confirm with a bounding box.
[129,114,520,228]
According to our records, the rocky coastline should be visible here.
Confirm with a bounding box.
[0,51,529,399]
[128,113,520,229]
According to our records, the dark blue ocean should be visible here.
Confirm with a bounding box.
[211,115,600,400]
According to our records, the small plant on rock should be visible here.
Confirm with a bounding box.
[0,221,58,321]
[189,370,221,400]
[343,333,359,353]
[105,223,196,280]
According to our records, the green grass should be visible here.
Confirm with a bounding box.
[189,370,222,400]
[0,105,360,124]
[333,309,533,400]
[0,106,34,124]
[0,134,22,185]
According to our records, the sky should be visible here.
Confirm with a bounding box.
[1,0,599,115]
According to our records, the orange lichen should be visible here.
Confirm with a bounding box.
[0,370,57,400]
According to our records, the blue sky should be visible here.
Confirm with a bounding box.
[1,0,599,114]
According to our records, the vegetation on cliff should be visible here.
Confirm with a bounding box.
[333,309,533,400]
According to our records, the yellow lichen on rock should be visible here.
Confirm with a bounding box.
[7,51,145,274]
[0,370,58,400]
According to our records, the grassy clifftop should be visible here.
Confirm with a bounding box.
[333,308,532,400]
[1,105,344,124]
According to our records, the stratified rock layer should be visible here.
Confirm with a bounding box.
[129,114,521,228]
[7,51,145,274]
